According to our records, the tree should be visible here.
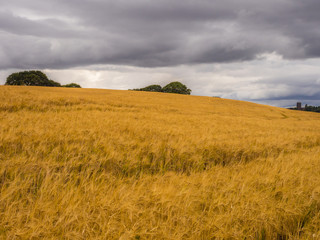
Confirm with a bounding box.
[5,71,82,88]
[304,105,320,113]
[5,71,61,87]
[162,82,191,95]
[131,82,191,95]
[63,83,81,88]
[134,84,162,92]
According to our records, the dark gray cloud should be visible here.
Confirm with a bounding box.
[0,0,320,69]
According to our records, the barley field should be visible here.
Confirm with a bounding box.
[1,86,320,239]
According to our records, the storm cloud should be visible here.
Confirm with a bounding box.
[1,0,320,69]
[1,0,320,106]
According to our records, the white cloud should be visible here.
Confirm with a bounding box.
[2,56,319,108]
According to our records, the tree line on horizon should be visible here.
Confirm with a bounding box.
[290,105,320,113]
[132,81,191,95]
[304,105,320,113]
[5,71,81,88]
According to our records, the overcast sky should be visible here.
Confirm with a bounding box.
[1,0,320,107]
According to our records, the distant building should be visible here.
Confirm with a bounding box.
[296,102,307,111]
[297,102,302,110]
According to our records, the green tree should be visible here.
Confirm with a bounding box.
[63,83,81,88]
[304,105,320,113]
[162,82,191,95]
[5,71,61,87]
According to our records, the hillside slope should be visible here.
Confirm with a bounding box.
[1,86,320,239]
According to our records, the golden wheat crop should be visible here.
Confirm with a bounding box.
[1,86,320,239]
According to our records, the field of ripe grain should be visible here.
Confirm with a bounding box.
[1,86,320,239]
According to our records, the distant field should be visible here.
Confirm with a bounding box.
[1,86,320,239]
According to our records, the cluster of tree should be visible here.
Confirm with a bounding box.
[132,81,191,95]
[5,71,81,88]
[289,104,320,113]
[304,105,320,113]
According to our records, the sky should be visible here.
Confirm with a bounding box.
[1,0,320,107]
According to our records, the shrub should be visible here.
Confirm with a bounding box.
[63,83,81,88]
[134,85,162,92]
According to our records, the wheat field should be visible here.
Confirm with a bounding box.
[1,86,320,239]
